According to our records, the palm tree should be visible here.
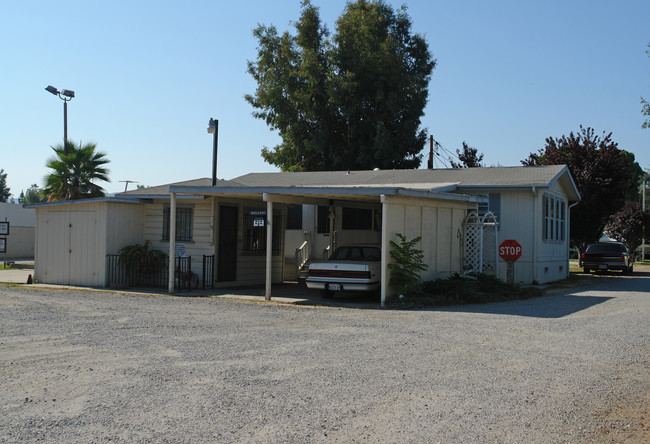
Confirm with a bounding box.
[43,140,111,201]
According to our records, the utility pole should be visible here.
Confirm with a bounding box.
[641,174,648,264]
[427,135,434,169]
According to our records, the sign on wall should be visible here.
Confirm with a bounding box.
[168,244,187,257]
[250,210,266,227]
[0,221,9,236]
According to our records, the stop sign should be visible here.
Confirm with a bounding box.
[499,239,522,262]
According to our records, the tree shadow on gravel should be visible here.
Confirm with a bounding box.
[430,293,613,319]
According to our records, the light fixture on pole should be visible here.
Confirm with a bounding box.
[207,118,219,186]
[45,85,75,141]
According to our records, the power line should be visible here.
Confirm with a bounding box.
[429,136,455,169]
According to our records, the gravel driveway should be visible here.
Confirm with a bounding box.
[1,271,649,443]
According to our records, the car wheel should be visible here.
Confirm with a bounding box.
[321,290,335,299]
[583,267,590,274]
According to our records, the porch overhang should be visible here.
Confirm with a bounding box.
[166,184,486,303]
[169,184,486,204]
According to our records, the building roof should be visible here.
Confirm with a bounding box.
[166,165,579,204]
[29,165,580,208]
[224,165,580,201]
[118,178,237,197]
[231,165,568,188]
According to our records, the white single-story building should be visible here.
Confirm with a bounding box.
[0,202,35,259]
[28,165,580,305]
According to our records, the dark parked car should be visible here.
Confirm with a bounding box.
[581,242,634,274]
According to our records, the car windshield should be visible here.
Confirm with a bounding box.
[329,246,381,261]
[585,244,625,254]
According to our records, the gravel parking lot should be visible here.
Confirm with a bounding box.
[1,270,649,443]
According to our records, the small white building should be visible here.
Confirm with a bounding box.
[0,202,35,259]
[28,165,579,304]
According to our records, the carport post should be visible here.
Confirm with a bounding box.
[380,195,388,307]
[265,200,273,300]
[168,192,176,294]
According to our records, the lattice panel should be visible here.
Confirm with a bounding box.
[463,211,482,273]
[463,211,499,275]
[481,212,498,275]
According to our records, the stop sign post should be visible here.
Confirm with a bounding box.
[499,239,522,283]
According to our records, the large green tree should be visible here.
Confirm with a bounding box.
[0,169,10,202]
[246,0,435,171]
[522,126,643,252]
[43,140,110,202]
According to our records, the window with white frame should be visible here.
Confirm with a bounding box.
[543,194,565,242]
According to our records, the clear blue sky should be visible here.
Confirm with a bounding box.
[2,0,649,197]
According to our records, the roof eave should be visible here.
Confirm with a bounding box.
[456,184,551,191]
[24,196,146,209]
[548,165,581,202]
[170,185,484,203]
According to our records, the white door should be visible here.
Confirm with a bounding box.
[38,211,99,286]
[39,212,71,284]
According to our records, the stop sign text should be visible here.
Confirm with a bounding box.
[499,239,522,262]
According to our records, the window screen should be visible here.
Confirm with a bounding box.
[162,206,193,242]
[342,207,373,230]
[286,204,302,230]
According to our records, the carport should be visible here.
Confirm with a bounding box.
[167,183,485,306]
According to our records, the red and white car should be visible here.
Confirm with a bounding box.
[306,244,381,298]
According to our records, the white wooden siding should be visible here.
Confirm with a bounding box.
[468,188,571,284]
[535,186,569,283]
[143,199,214,278]
[106,203,144,254]
[384,196,471,288]
[496,190,535,283]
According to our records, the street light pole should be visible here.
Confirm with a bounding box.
[45,85,75,141]
[207,118,219,186]
[63,100,68,141]
[641,175,647,264]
